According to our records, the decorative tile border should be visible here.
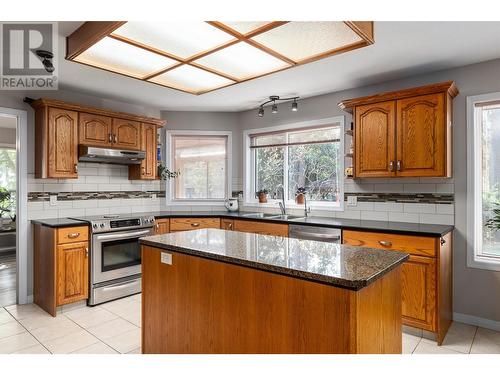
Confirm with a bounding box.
[28,191,165,202]
[344,193,454,204]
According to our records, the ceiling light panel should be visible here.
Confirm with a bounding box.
[112,22,235,59]
[252,22,362,62]
[74,36,177,78]
[149,65,234,93]
[194,42,290,80]
[220,21,271,35]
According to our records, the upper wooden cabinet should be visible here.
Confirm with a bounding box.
[79,113,112,147]
[112,118,141,150]
[339,81,458,178]
[44,107,79,179]
[30,98,165,179]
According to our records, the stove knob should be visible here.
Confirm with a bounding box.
[100,223,105,228]
[92,223,97,229]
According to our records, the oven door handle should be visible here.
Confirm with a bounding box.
[94,229,152,241]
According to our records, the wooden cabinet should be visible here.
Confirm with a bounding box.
[112,118,141,150]
[342,229,452,345]
[355,101,396,177]
[33,224,90,316]
[30,98,165,179]
[170,218,221,232]
[129,123,157,180]
[233,220,289,237]
[44,107,79,179]
[155,218,170,234]
[220,218,234,230]
[339,81,458,178]
[78,112,112,147]
[56,241,89,306]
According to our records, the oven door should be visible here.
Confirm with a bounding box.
[92,228,153,284]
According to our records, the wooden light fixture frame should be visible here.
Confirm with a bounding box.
[66,21,374,95]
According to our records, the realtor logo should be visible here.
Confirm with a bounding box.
[1,22,58,90]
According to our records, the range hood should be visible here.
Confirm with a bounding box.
[78,146,145,165]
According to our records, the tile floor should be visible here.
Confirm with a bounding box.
[1,293,500,354]
[0,252,16,307]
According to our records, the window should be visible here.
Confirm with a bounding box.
[167,131,231,202]
[467,93,500,270]
[245,117,344,209]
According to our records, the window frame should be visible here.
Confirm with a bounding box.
[467,92,500,272]
[243,116,344,211]
[165,130,232,205]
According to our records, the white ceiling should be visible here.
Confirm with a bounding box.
[57,21,500,112]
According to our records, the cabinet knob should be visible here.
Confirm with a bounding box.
[440,238,446,246]
[155,223,159,231]
[108,133,113,143]
[113,134,117,143]
[396,160,402,171]
[74,164,78,173]
[389,161,394,171]
[378,240,392,247]
[229,223,233,230]
[85,247,88,258]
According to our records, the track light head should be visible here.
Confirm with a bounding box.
[272,102,278,114]
[256,95,300,117]
[291,99,298,112]
[258,106,264,117]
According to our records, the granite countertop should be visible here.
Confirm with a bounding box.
[31,217,88,228]
[140,228,409,290]
[31,210,453,237]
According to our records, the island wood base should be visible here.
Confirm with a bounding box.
[141,245,403,354]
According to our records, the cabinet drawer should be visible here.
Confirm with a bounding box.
[170,218,221,231]
[57,226,89,245]
[233,220,288,237]
[342,230,436,257]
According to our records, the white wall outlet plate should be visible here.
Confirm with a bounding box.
[151,193,157,199]
[347,196,357,206]
[161,252,172,265]
[49,195,57,206]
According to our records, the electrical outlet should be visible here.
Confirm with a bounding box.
[49,195,58,206]
[161,252,172,265]
[151,193,157,199]
[347,196,357,206]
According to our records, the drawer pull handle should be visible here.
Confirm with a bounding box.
[396,160,402,171]
[191,223,200,227]
[440,238,446,246]
[67,233,80,239]
[229,223,233,229]
[85,247,88,258]
[379,240,392,247]
[389,161,394,172]
[108,133,113,143]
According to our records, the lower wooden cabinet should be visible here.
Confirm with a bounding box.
[233,220,289,237]
[33,224,89,316]
[155,218,170,234]
[170,218,221,232]
[56,241,89,306]
[342,229,452,345]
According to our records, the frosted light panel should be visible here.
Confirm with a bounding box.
[221,21,270,34]
[149,65,234,92]
[112,22,235,59]
[194,42,290,79]
[252,22,362,62]
[75,37,177,78]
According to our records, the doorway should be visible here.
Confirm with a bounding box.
[0,108,27,306]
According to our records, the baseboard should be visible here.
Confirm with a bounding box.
[27,294,33,304]
[454,312,500,332]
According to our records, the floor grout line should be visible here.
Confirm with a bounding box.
[468,325,479,354]
[8,310,53,354]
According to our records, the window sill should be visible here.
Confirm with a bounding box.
[467,255,500,272]
[243,201,344,212]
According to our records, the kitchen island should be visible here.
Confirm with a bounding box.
[140,228,409,354]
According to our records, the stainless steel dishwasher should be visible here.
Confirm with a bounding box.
[288,224,342,243]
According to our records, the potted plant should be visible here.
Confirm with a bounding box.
[295,187,306,204]
[256,189,268,203]
[157,164,180,180]
[0,188,12,227]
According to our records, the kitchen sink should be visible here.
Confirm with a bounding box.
[267,215,306,221]
[240,213,275,218]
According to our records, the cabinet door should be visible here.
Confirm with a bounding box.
[112,118,141,150]
[142,124,157,179]
[401,255,436,331]
[354,101,396,177]
[48,107,78,178]
[56,241,89,306]
[396,93,445,177]
[155,219,170,234]
[233,220,289,237]
[79,112,112,147]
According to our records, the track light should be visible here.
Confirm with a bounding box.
[257,95,300,118]
[36,50,55,73]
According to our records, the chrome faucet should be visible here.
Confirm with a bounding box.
[304,194,311,217]
[277,186,286,215]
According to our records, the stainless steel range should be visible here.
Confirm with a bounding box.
[70,214,155,305]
